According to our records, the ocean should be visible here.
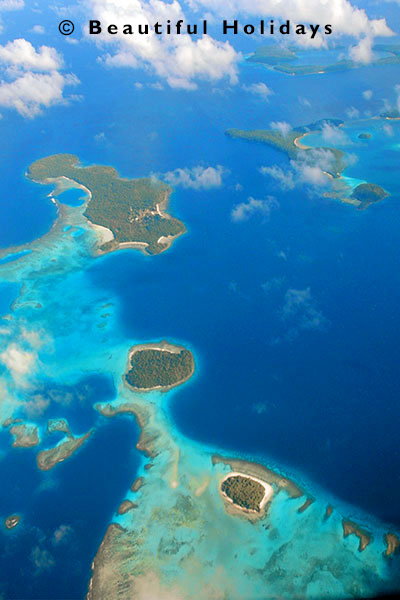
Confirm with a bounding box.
[1,32,400,596]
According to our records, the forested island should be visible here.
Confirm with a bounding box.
[227,121,389,208]
[227,120,346,177]
[125,341,194,391]
[221,474,267,512]
[350,183,388,208]
[28,154,186,255]
[247,43,400,75]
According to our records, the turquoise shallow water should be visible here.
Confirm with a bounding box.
[1,28,400,597]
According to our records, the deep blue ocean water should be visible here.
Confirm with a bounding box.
[0,407,140,599]
[1,17,400,595]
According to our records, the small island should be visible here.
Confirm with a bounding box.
[342,520,372,552]
[358,133,372,140]
[220,473,272,514]
[9,423,40,448]
[117,500,137,515]
[351,183,388,209]
[380,108,400,119]
[125,341,194,391]
[5,515,20,530]
[47,418,72,437]
[247,45,297,66]
[384,533,400,557]
[37,430,92,471]
[28,154,186,255]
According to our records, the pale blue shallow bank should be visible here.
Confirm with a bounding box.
[0,32,400,598]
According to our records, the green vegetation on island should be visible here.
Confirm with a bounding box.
[226,122,346,177]
[380,108,400,119]
[351,183,388,209]
[125,343,194,390]
[227,128,300,158]
[358,133,372,140]
[221,475,266,512]
[227,121,389,208]
[248,44,400,76]
[28,154,186,255]
[246,45,296,66]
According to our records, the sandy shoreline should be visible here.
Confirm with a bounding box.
[293,132,312,150]
[29,174,185,257]
[92,195,185,257]
[220,471,274,515]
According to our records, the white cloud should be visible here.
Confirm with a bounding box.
[0,38,62,72]
[86,0,238,90]
[94,131,106,143]
[363,89,373,100]
[295,162,328,186]
[85,0,392,85]
[0,0,24,9]
[31,25,45,34]
[281,287,328,340]
[243,82,274,100]
[299,96,311,107]
[23,394,50,418]
[0,39,79,117]
[260,165,295,190]
[231,196,278,222]
[346,106,360,119]
[349,36,374,64]
[0,343,36,378]
[188,0,392,44]
[395,83,400,112]
[270,120,291,137]
[261,276,285,294]
[321,123,351,145]
[0,0,24,32]
[383,123,394,136]
[293,148,338,186]
[161,164,228,189]
[0,71,79,118]
[262,147,338,194]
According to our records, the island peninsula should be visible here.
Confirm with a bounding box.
[247,43,400,76]
[227,120,388,208]
[28,154,186,255]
